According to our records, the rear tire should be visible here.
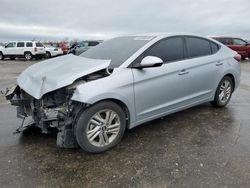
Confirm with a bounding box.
[45,51,51,58]
[24,52,32,61]
[211,76,233,107]
[75,101,126,153]
[0,52,4,60]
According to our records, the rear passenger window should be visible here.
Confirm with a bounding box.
[186,37,211,58]
[26,42,33,47]
[17,42,25,47]
[36,42,43,47]
[144,37,184,62]
[218,38,232,45]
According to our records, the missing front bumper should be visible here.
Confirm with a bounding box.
[13,116,35,134]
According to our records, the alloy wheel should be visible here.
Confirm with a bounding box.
[86,109,121,147]
[219,80,232,104]
[25,53,32,60]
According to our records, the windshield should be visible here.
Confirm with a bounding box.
[80,36,154,68]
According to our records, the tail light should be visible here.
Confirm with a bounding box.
[34,47,37,52]
[234,54,241,62]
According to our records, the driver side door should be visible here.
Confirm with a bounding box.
[4,42,17,55]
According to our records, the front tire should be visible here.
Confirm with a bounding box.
[211,76,233,107]
[75,101,126,153]
[24,52,32,61]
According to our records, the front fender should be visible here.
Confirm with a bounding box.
[71,68,136,125]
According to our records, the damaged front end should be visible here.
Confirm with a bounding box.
[6,84,81,148]
[5,69,110,148]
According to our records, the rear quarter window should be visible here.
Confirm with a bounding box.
[186,37,212,58]
[210,42,220,54]
[36,42,44,47]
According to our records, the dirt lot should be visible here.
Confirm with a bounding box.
[0,59,250,188]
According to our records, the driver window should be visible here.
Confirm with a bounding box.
[6,42,16,48]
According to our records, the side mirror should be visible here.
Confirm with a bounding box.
[137,56,163,69]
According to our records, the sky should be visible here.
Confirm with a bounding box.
[0,0,249,42]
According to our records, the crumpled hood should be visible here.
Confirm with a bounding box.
[17,54,110,99]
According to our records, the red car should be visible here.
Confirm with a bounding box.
[50,42,69,54]
[213,37,250,60]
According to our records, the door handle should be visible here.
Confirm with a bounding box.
[178,69,189,75]
[216,62,223,66]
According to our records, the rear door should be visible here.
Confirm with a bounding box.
[16,42,25,55]
[26,42,33,53]
[184,36,222,103]
[132,37,193,121]
[232,38,248,57]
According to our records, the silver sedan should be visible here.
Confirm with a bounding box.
[7,33,241,153]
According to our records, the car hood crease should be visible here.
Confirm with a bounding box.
[17,54,110,99]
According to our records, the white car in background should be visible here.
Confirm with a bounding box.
[44,44,64,58]
[0,41,46,60]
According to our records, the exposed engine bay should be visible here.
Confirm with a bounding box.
[5,69,110,148]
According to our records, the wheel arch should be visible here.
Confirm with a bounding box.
[24,51,32,55]
[73,97,132,129]
[88,98,131,129]
[224,73,235,91]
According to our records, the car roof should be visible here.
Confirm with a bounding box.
[212,36,245,39]
[128,32,207,39]
[8,41,40,43]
